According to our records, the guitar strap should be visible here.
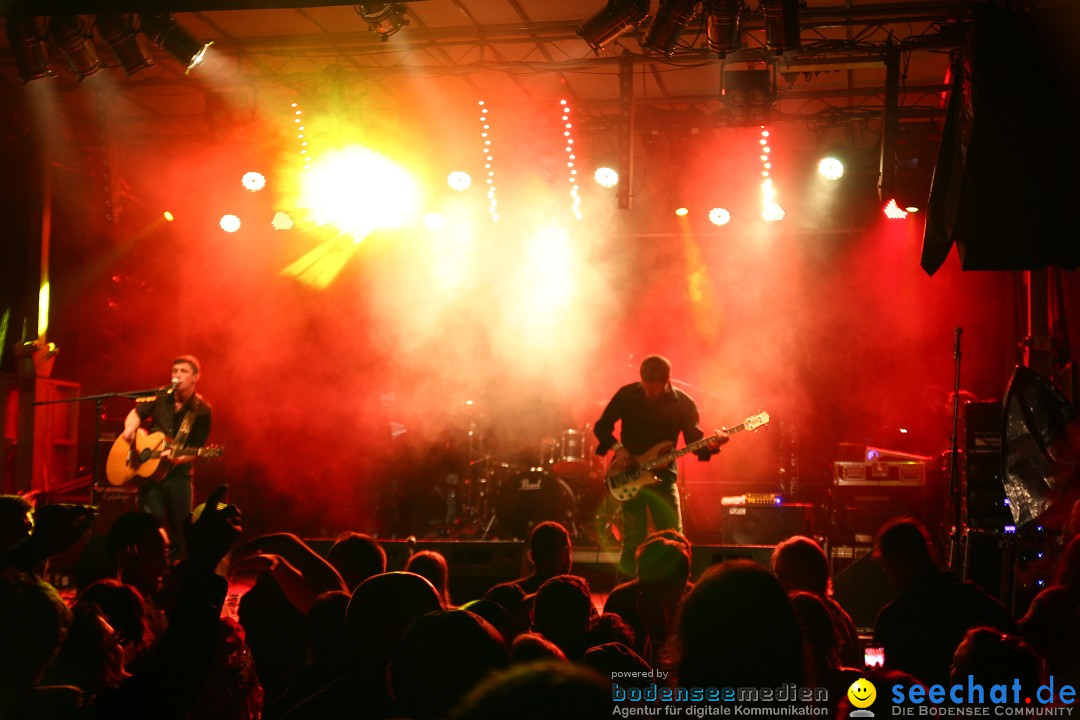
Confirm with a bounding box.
[173,394,202,450]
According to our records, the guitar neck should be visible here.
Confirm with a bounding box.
[643,422,750,472]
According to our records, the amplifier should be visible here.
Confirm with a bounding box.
[720,503,813,545]
[833,461,927,487]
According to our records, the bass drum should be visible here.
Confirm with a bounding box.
[495,467,576,539]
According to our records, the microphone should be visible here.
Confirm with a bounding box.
[166,378,180,395]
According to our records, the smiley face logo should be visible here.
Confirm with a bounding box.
[848,678,877,709]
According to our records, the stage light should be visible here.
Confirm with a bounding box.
[49,16,103,81]
[447,171,472,192]
[761,0,801,52]
[95,14,152,77]
[709,207,731,226]
[577,0,650,54]
[594,167,619,188]
[643,0,699,57]
[356,3,409,41]
[139,13,212,74]
[762,202,785,222]
[723,69,774,126]
[6,17,51,83]
[675,207,689,217]
[703,0,742,58]
[163,211,175,221]
[883,198,908,220]
[818,157,844,181]
[272,212,294,230]
[220,214,241,233]
[423,213,445,231]
[242,172,266,192]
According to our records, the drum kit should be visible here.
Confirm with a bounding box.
[423,405,618,542]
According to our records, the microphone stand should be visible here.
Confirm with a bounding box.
[948,328,964,570]
[35,387,166,493]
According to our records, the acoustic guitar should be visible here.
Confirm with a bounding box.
[106,428,224,487]
[605,412,770,502]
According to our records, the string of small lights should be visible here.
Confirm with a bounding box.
[291,101,310,172]
[759,126,784,223]
[560,99,582,221]
[478,100,498,222]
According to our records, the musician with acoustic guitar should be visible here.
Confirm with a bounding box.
[595,355,729,576]
[119,354,212,561]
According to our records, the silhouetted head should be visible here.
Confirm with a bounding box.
[874,517,938,587]
[950,627,1044,694]
[390,609,508,719]
[106,511,170,598]
[527,522,571,578]
[77,579,153,662]
[0,574,72,694]
[509,632,567,664]
[788,590,839,678]
[306,590,350,667]
[668,560,804,688]
[407,550,451,605]
[0,494,33,556]
[447,661,610,720]
[327,532,386,592]
[532,574,593,657]
[636,536,691,607]
[345,571,443,668]
[772,535,831,596]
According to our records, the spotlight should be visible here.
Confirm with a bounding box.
[447,171,472,192]
[883,198,908,220]
[722,69,774,126]
[49,15,103,81]
[220,214,241,233]
[242,172,266,192]
[594,167,619,188]
[272,212,294,230]
[675,207,689,217]
[709,207,732,226]
[761,0,801,53]
[96,14,152,77]
[703,0,742,58]
[139,13,212,74]
[5,17,50,83]
[643,0,699,57]
[356,3,409,41]
[577,0,650,54]
[818,157,844,181]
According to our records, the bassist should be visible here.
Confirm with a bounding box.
[120,354,212,561]
[595,355,728,575]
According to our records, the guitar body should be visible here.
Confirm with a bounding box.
[106,429,169,487]
[105,430,223,488]
[604,412,771,502]
[606,441,676,502]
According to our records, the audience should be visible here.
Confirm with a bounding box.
[872,517,1015,686]
[667,559,806,689]
[604,532,691,664]
[3,490,1048,720]
[772,534,861,667]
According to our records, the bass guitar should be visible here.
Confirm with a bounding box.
[106,428,224,487]
[606,412,770,502]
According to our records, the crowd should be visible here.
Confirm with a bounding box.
[2,487,1079,719]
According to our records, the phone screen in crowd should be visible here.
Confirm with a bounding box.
[864,645,885,668]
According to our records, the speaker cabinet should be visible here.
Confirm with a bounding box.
[690,544,775,579]
[720,503,813,545]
